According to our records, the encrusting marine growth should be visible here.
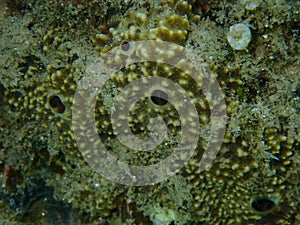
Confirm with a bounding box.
[0,0,299,224]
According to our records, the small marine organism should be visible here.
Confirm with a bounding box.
[227,23,252,50]
[239,0,261,10]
